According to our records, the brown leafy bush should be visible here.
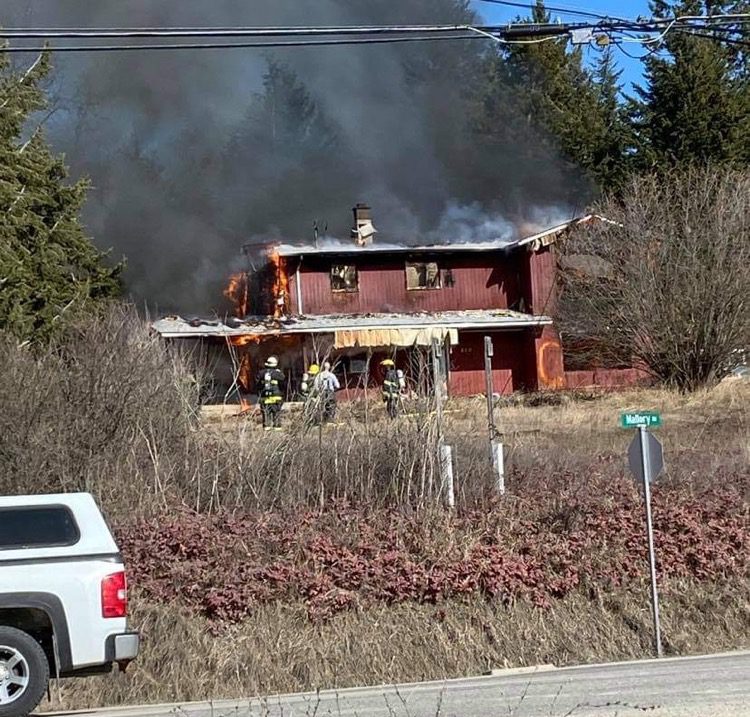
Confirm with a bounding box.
[117,468,748,623]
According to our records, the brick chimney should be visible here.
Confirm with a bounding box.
[352,203,377,246]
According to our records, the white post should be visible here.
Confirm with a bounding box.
[440,444,455,509]
[639,426,663,658]
[492,441,505,496]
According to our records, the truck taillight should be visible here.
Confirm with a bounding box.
[101,571,128,618]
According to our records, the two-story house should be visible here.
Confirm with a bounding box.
[153,204,641,399]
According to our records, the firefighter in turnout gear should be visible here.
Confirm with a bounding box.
[300,363,321,427]
[380,359,405,418]
[256,356,285,430]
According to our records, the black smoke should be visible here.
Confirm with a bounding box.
[4,0,588,312]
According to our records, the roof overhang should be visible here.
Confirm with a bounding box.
[271,213,605,259]
[152,309,553,339]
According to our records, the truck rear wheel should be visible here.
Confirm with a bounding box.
[0,626,50,717]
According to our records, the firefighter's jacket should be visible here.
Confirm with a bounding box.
[382,369,402,399]
[256,368,285,404]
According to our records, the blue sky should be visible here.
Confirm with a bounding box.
[472,0,653,93]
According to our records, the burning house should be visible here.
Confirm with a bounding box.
[153,204,642,402]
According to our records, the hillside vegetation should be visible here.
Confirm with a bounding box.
[0,307,747,708]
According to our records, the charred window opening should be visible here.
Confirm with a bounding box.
[331,265,358,293]
[406,261,441,291]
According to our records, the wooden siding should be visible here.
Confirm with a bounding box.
[527,245,557,316]
[290,252,527,316]
[448,330,536,396]
[566,368,650,390]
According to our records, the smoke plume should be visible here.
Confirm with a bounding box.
[5,0,589,313]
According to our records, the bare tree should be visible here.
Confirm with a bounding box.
[558,166,750,390]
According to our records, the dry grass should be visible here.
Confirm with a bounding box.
[52,579,750,710]
[2,306,747,711]
[2,304,746,515]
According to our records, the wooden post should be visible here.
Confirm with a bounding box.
[484,336,497,461]
[431,338,444,445]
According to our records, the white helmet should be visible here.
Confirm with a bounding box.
[265,356,279,368]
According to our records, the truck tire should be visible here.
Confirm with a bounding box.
[0,626,50,717]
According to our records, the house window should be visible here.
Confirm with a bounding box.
[406,261,441,290]
[331,265,358,292]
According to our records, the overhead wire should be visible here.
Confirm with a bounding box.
[0,34,488,54]
[476,0,631,23]
[0,13,748,54]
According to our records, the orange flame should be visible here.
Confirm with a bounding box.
[226,334,262,410]
[268,249,289,319]
[224,273,249,318]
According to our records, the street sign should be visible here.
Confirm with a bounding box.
[628,431,664,484]
[627,425,665,658]
[621,411,662,429]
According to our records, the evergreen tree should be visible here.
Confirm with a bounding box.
[470,1,634,198]
[632,0,749,167]
[586,49,635,193]
[0,52,121,343]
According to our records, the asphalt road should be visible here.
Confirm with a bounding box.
[49,651,750,717]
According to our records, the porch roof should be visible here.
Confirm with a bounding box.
[152,309,552,339]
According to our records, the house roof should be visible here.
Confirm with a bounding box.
[272,214,596,258]
[152,309,552,339]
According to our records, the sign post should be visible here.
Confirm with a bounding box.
[622,412,664,658]
[483,336,497,461]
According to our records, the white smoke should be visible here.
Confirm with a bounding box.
[430,201,516,244]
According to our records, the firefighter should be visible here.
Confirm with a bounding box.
[300,363,320,427]
[255,356,285,430]
[300,363,320,400]
[316,361,341,423]
[380,359,405,418]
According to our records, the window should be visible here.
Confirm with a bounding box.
[330,265,358,292]
[0,506,80,550]
[406,261,441,290]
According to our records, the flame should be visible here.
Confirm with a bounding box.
[226,334,262,410]
[268,249,289,319]
[224,272,249,318]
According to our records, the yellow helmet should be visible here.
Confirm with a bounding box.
[380,359,395,367]
[308,363,320,375]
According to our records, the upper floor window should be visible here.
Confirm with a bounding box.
[406,261,441,290]
[331,265,358,292]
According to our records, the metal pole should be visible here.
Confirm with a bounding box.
[639,425,663,658]
[484,336,496,461]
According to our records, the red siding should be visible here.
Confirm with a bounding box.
[534,325,566,390]
[292,253,525,316]
[565,368,650,389]
[448,330,534,396]
[527,246,558,316]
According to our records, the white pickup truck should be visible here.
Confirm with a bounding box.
[0,493,140,717]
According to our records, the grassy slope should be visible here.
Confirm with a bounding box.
[52,381,749,710]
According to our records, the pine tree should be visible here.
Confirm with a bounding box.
[0,52,121,343]
[470,1,634,199]
[632,0,748,167]
[586,49,635,193]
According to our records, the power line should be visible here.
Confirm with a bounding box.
[675,29,750,47]
[1,14,748,54]
[0,24,486,39]
[476,0,631,23]
[0,34,487,54]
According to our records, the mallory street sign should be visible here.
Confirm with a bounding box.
[620,411,662,429]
